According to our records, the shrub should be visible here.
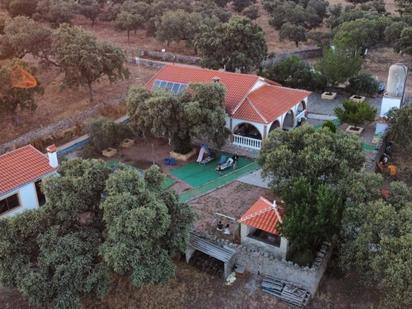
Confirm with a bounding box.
[335,100,376,127]
[263,56,326,91]
[347,74,380,96]
[242,4,259,20]
[88,118,132,151]
[322,120,337,133]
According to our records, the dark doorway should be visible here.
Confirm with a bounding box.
[35,180,46,206]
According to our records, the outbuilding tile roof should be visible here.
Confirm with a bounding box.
[233,85,311,124]
[146,64,260,112]
[239,197,284,236]
[0,145,56,195]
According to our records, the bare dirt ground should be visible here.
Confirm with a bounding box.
[73,15,193,56]
[189,181,274,239]
[0,264,382,309]
[83,260,290,309]
[0,60,156,145]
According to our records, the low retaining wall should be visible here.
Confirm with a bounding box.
[136,49,200,65]
[262,48,322,67]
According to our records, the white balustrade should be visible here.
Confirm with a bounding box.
[233,134,262,150]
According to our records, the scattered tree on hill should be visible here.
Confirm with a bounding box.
[333,18,383,50]
[127,83,229,154]
[0,159,194,308]
[265,0,328,31]
[341,179,412,308]
[384,21,407,48]
[53,24,129,102]
[214,0,230,7]
[259,125,364,194]
[0,0,38,17]
[0,16,52,60]
[78,0,102,27]
[242,4,259,20]
[0,59,43,123]
[316,47,362,85]
[398,27,412,54]
[233,0,256,12]
[156,10,202,47]
[114,0,150,43]
[36,0,77,26]
[395,0,412,15]
[280,22,306,47]
[194,16,267,72]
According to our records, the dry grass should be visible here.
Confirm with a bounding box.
[83,260,288,309]
[0,59,157,145]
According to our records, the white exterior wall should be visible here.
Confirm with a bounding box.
[380,96,402,117]
[240,223,288,259]
[0,182,39,218]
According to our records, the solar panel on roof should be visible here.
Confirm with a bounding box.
[152,79,188,95]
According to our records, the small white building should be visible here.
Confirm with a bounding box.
[0,145,58,218]
[239,197,288,259]
[146,64,311,150]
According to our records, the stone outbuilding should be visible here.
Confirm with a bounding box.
[239,197,288,259]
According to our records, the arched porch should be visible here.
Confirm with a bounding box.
[232,122,263,150]
[282,110,295,130]
[269,120,281,133]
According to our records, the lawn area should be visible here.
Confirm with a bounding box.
[171,155,254,188]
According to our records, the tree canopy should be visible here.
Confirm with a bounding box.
[316,47,362,85]
[53,24,129,102]
[0,159,194,308]
[259,125,364,193]
[127,83,229,153]
[194,16,267,73]
[341,177,412,308]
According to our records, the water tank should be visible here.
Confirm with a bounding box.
[386,64,408,98]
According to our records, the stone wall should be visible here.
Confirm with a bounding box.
[262,48,323,67]
[136,49,200,65]
[233,241,331,295]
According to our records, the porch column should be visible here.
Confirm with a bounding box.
[263,125,268,139]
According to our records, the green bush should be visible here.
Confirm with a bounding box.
[322,120,337,133]
[335,100,376,127]
[88,118,132,151]
[263,56,327,91]
[347,73,380,96]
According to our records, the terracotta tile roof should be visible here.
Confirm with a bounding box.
[146,65,310,124]
[239,197,284,236]
[0,145,56,195]
[233,85,311,124]
[146,64,260,112]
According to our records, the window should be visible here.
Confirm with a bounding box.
[35,180,46,206]
[0,194,20,215]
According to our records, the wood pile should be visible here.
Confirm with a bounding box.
[261,276,311,308]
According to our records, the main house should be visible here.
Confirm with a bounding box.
[146,65,311,150]
[0,145,58,218]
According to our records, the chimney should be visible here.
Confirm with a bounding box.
[46,144,58,168]
[272,200,277,209]
[212,76,221,83]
